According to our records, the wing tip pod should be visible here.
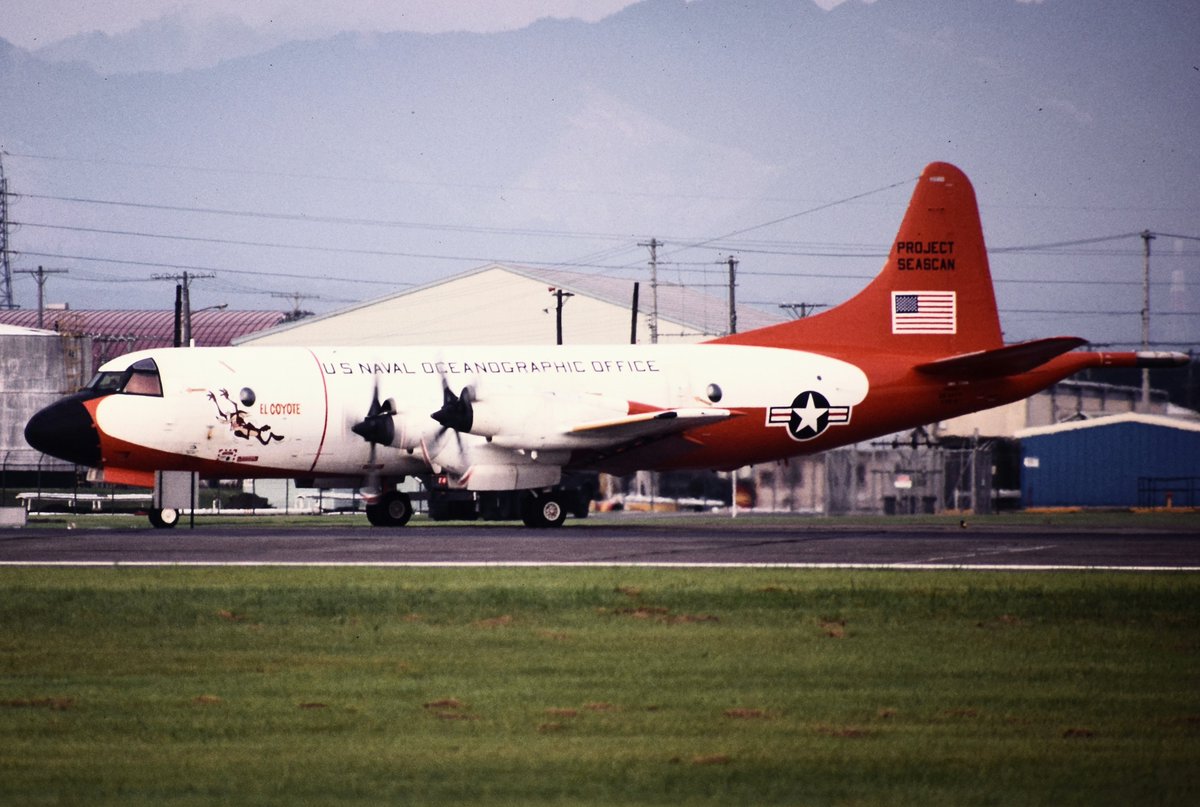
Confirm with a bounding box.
[1138,351,1191,368]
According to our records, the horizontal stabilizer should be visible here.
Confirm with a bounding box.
[915,337,1087,380]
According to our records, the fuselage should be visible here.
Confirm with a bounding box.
[27,343,881,484]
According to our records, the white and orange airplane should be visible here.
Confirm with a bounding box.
[25,162,1187,528]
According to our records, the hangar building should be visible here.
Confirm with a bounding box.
[1016,414,1200,508]
[237,263,781,346]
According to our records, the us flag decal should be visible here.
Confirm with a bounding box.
[891,291,956,334]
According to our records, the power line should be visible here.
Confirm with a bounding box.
[17,250,408,286]
[13,222,660,272]
[19,192,641,243]
[19,245,1196,293]
[659,175,919,260]
[988,232,1144,252]
[34,190,1200,262]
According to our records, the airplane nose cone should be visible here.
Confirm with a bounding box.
[24,394,102,467]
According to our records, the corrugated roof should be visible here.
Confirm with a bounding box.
[1015,411,1200,439]
[0,309,286,368]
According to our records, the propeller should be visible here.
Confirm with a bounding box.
[422,378,477,477]
[430,385,473,433]
[350,378,396,497]
[352,381,396,446]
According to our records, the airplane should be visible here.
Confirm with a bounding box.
[24,162,1189,528]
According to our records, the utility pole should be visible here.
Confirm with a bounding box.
[548,287,574,345]
[726,255,738,335]
[1141,229,1155,410]
[14,265,68,328]
[725,253,739,517]
[638,238,660,343]
[629,281,640,345]
[173,284,183,347]
[0,153,14,309]
[153,271,214,346]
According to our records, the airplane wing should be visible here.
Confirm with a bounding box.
[568,407,734,443]
[485,405,735,450]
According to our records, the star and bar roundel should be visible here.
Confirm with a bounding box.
[766,390,852,442]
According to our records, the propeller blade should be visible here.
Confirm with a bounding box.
[352,378,396,446]
[430,385,473,433]
[351,413,395,445]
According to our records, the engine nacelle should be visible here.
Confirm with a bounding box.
[458,463,562,491]
[467,391,631,441]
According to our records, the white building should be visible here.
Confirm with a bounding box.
[238,263,782,347]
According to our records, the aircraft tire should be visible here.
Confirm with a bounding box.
[366,491,413,527]
[521,493,566,529]
[148,508,179,529]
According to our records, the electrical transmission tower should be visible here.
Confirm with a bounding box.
[778,302,828,319]
[271,291,317,322]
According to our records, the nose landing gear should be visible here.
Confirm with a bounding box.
[365,490,414,527]
[147,508,179,529]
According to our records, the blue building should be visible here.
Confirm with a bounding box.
[1017,414,1200,508]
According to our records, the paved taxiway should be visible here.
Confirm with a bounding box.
[2,518,1198,569]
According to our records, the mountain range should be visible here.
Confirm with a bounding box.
[1,0,1197,348]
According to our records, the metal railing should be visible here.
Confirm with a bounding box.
[1137,477,1199,508]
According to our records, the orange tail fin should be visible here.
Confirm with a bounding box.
[714,162,1002,360]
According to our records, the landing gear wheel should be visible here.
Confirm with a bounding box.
[366,491,413,527]
[148,508,179,529]
[521,493,566,529]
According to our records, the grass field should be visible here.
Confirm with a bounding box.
[1,567,1197,805]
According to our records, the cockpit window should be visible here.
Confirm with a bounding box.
[88,372,127,393]
[87,357,163,397]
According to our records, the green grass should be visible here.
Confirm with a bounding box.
[1,568,1198,805]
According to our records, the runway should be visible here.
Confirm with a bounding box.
[2,516,1198,569]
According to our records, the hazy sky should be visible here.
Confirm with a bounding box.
[2,0,1194,349]
[0,0,707,48]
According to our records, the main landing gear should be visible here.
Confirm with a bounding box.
[521,491,567,529]
[365,490,414,527]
